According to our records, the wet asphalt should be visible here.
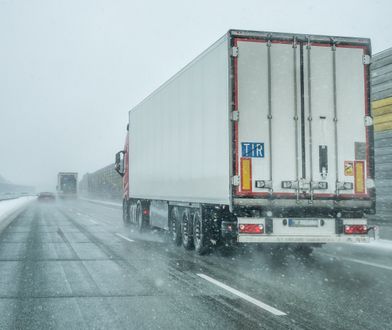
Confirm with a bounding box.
[0,199,391,330]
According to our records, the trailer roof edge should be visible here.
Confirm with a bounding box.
[229,29,370,47]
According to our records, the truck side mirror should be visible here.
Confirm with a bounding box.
[115,151,125,177]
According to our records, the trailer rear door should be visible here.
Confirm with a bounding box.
[233,37,371,200]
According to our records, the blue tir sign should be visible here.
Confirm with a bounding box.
[241,142,264,158]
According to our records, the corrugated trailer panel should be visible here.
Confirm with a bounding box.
[373,97,392,132]
[129,36,231,204]
[371,47,392,220]
[372,48,392,101]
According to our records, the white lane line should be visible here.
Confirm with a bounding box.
[320,253,392,271]
[358,240,392,251]
[197,273,286,316]
[89,219,98,225]
[115,233,135,243]
[71,209,98,225]
[347,259,392,271]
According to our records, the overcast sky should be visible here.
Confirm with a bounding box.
[0,0,391,191]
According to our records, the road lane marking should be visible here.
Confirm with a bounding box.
[72,209,116,226]
[319,253,392,272]
[346,259,392,271]
[357,240,392,251]
[70,209,98,225]
[115,233,135,242]
[197,273,286,316]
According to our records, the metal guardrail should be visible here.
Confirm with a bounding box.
[0,193,35,201]
[0,197,18,201]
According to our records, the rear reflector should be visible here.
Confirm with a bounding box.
[354,161,365,193]
[241,158,252,191]
[344,225,368,235]
[239,224,264,234]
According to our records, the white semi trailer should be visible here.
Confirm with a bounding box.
[115,30,376,254]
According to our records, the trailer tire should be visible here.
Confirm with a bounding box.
[122,199,130,225]
[136,201,147,233]
[181,208,194,250]
[170,207,182,246]
[193,208,211,255]
[129,201,136,224]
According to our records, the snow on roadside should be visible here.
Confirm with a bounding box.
[0,196,36,222]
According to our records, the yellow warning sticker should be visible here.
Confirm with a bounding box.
[241,158,252,191]
[344,161,354,176]
[354,161,365,194]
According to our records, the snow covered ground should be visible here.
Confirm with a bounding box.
[0,196,36,232]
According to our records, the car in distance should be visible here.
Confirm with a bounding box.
[37,192,56,202]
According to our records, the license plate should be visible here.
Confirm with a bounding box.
[288,219,319,227]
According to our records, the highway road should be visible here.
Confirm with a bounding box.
[0,199,391,329]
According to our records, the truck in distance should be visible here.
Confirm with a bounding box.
[56,172,78,199]
[115,29,377,254]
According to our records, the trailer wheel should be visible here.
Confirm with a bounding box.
[181,208,194,250]
[136,201,147,232]
[122,199,130,225]
[193,208,211,255]
[129,202,136,224]
[170,207,182,246]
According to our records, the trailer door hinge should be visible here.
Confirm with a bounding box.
[363,54,371,65]
[231,46,239,58]
[231,111,239,121]
[364,115,373,126]
[232,176,240,186]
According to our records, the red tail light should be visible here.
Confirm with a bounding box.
[344,225,368,235]
[239,224,264,234]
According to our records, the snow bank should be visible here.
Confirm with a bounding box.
[0,196,36,232]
